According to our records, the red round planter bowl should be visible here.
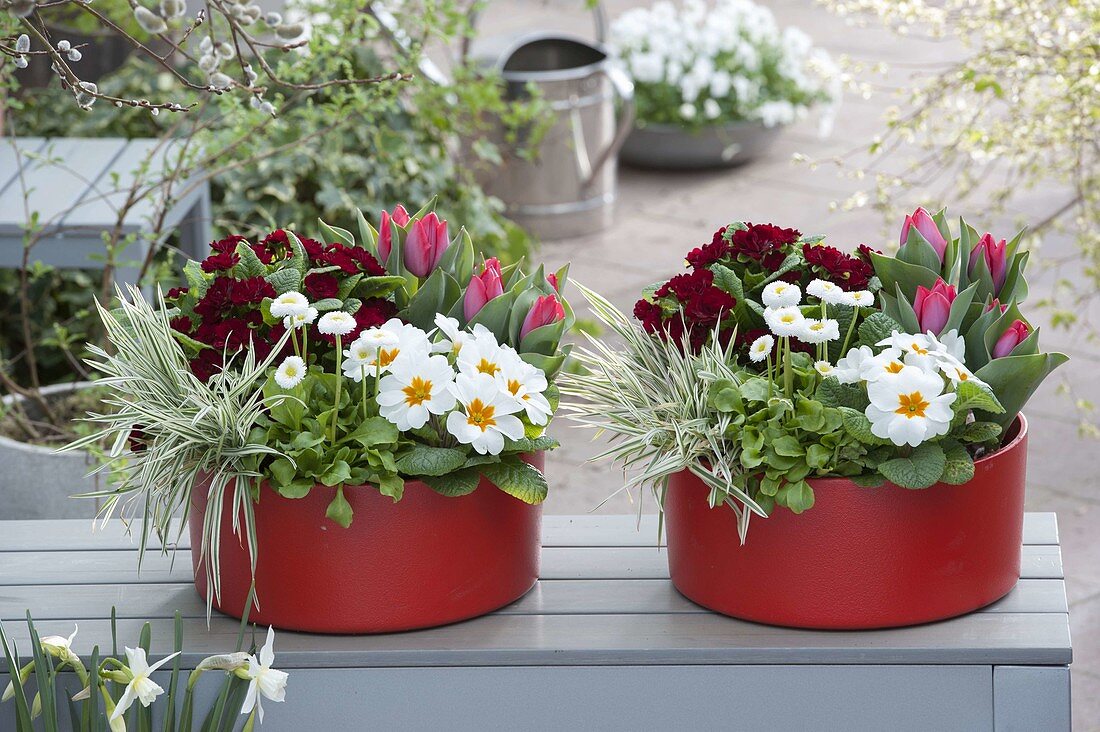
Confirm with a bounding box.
[664,417,1029,630]
[189,453,543,634]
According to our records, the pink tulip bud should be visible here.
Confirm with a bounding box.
[403,212,449,278]
[912,279,956,334]
[547,273,559,291]
[984,297,1008,314]
[968,232,1008,293]
[377,205,410,262]
[900,206,948,262]
[520,294,565,340]
[992,319,1029,358]
[464,258,504,321]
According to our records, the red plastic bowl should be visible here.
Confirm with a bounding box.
[189,453,543,634]
[664,417,1028,629]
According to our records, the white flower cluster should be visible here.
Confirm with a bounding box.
[273,313,552,456]
[609,0,841,131]
[754,279,870,350]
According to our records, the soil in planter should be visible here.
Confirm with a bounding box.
[0,386,112,447]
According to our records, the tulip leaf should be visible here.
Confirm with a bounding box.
[468,290,515,340]
[868,251,941,300]
[318,220,354,247]
[355,208,377,251]
[520,347,570,379]
[898,229,944,273]
[519,319,565,356]
[879,443,946,489]
[942,282,978,335]
[480,457,549,504]
[402,267,447,331]
[974,352,1069,427]
[893,283,922,333]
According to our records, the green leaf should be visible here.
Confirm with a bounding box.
[504,435,560,453]
[234,241,267,279]
[739,377,770,402]
[850,473,885,488]
[265,268,302,295]
[277,479,314,499]
[940,440,975,485]
[962,420,1002,444]
[377,473,404,501]
[325,486,353,528]
[805,443,831,469]
[776,479,815,514]
[771,435,803,457]
[816,377,867,409]
[480,458,549,504]
[312,297,343,312]
[879,443,946,489]
[422,468,482,497]
[269,458,296,487]
[953,379,1005,414]
[344,417,399,447]
[320,460,352,487]
[857,311,902,347]
[709,381,743,412]
[395,445,468,476]
[318,220,354,246]
[838,406,891,445]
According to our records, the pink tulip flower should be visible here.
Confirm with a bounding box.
[377,205,410,262]
[984,297,1007,314]
[968,232,1008,293]
[912,279,956,334]
[900,206,948,262]
[464,258,504,321]
[547,273,559,291]
[992,319,1029,358]
[520,294,565,340]
[403,212,449,278]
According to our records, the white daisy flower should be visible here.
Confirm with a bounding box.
[814,360,835,376]
[761,281,801,308]
[274,356,306,389]
[282,306,318,330]
[240,627,288,725]
[109,648,181,722]
[865,365,956,447]
[496,354,553,426]
[796,318,840,343]
[764,305,804,337]
[376,353,457,431]
[833,345,874,384]
[748,334,774,363]
[269,291,309,318]
[841,290,875,308]
[446,372,525,455]
[806,278,846,305]
[317,311,356,337]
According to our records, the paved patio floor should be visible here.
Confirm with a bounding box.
[483,0,1100,725]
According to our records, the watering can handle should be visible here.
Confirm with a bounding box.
[462,2,609,62]
[580,64,634,189]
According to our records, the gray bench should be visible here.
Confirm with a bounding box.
[0,136,212,283]
[0,513,1072,730]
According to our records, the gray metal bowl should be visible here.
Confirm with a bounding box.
[620,120,783,170]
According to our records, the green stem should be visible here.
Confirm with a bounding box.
[361,366,368,421]
[291,327,301,360]
[332,334,343,444]
[839,311,859,359]
[766,354,773,400]
[783,336,793,399]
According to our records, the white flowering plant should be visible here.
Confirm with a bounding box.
[608,0,841,131]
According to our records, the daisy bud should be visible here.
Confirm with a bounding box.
[15,34,30,53]
[67,48,82,61]
[264,11,282,25]
[134,6,169,34]
[276,22,305,39]
[274,356,307,389]
[160,0,186,18]
[57,40,72,52]
[317,311,356,337]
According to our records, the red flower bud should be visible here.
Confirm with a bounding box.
[403,212,449,278]
[912,278,956,334]
[463,258,504,321]
[900,206,948,262]
[968,232,1008,293]
[520,294,565,340]
[992,319,1029,358]
[378,205,411,262]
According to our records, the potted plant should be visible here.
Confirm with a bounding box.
[65,201,573,634]
[563,209,1066,629]
[608,0,841,170]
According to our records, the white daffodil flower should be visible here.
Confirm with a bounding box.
[376,353,457,431]
[40,625,79,663]
[841,290,875,308]
[814,360,835,376]
[446,372,525,455]
[796,318,840,344]
[806,278,846,305]
[865,365,957,447]
[833,345,874,384]
[761,281,801,308]
[496,354,552,426]
[110,647,181,722]
[282,306,318,330]
[274,356,306,389]
[764,305,804,337]
[748,334,774,363]
[240,627,288,725]
[269,291,310,318]
[317,311,356,337]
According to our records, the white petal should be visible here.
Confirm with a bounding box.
[260,627,275,668]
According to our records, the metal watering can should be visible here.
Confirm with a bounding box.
[469,6,635,240]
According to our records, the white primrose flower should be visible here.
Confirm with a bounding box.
[833,345,875,384]
[431,314,493,357]
[446,372,525,455]
[269,291,309,318]
[806,278,846,305]
[877,331,943,371]
[240,627,288,725]
[937,358,987,388]
[317,311,356,337]
[865,365,957,447]
[496,355,553,426]
[376,353,457,431]
[764,306,804,337]
[862,347,908,382]
[814,360,835,376]
[357,318,431,374]
[797,318,840,344]
[457,332,512,378]
[938,328,967,362]
[283,306,318,330]
[841,290,875,308]
[274,356,306,389]
[761,281,801,308]
[748,334,774,363]
[110,648,181,722]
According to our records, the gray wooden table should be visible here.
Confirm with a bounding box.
[0,137,211,284]
[0,514,1072,731]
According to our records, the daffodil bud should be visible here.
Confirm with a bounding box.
[134,6,169,34]
[195,651,250,672]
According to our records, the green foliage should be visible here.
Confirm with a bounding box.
[878,443,947,489]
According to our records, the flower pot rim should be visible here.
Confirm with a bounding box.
[803,413,1028,489]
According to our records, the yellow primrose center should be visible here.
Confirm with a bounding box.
[378,348,400,368]
[476,358,500,376]
[909,341,929,355]
[885,361,905,374]
[465,398,497,431]
[953,367,971,382]
[507,378,532,401]
[895,391,930,418]
[402,376,433,407]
